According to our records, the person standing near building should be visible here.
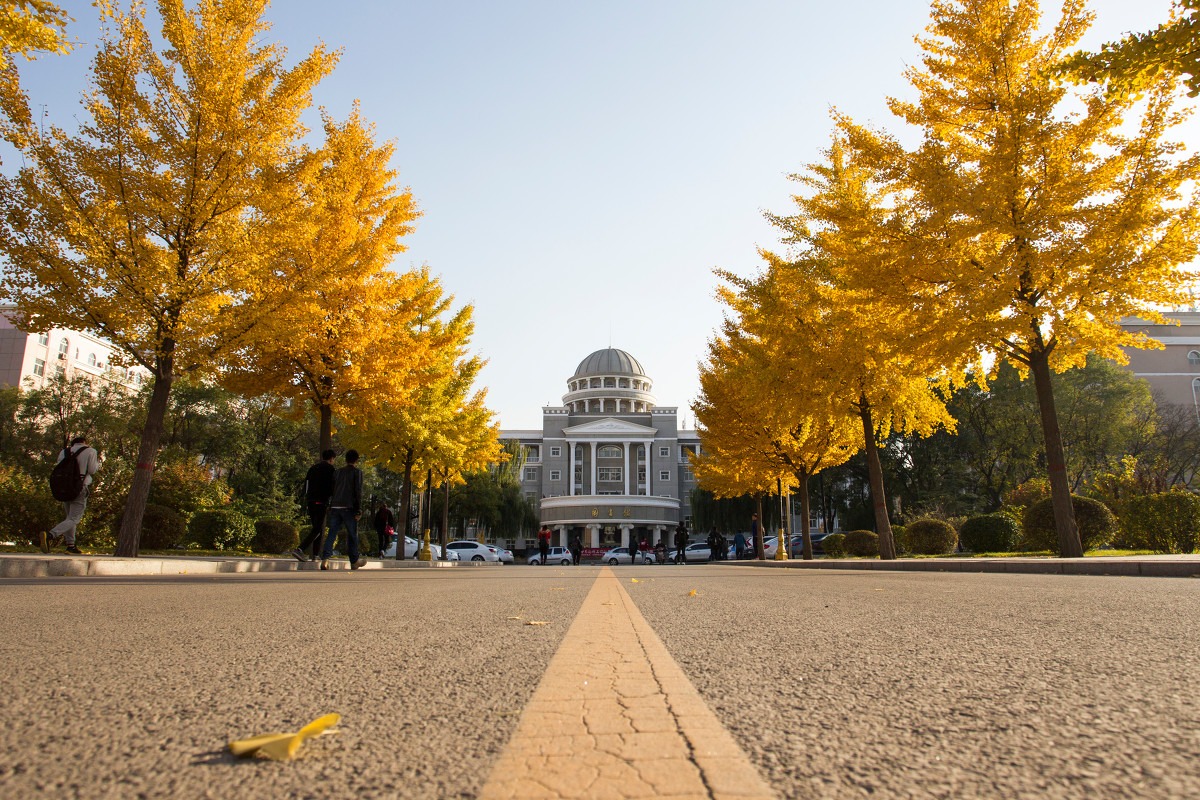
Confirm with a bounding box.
[373,502,395,558]
[569,532,582,566]
[42,435,100,555]
[320,450,366,571]
[734,529,747,560]
[538,526,551,566]
[750,513,761,559]
[294,449,336,562]
[673,523,688,564]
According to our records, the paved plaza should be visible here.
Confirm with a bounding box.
[2,564,1198,799]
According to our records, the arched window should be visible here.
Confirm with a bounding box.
[590,378,601,388]
[1189,350,1200,367]
[637,445,645,459]
[604,377,615,388]
[87,353,96,366]
[597,445,622,459]
[605,399,616,413]
[58,338,69,355]
[618,379,629,388]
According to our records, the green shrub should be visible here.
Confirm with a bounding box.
[843,529,879,557]
[1119,492,1200,554]
[891,525,908,555]
[959,514,1019,553]
[906,518,959,555]
[0,465,61,545]
[252,519,299,554]
[822,533,846,558]
[189,509,255,551]
[112,503,187,550]
[1022,496,1117,554]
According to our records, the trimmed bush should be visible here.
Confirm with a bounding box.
[822,533,846,558]
[906,518,959,555]
[189,509,255,551]
[0,465,61,546]
[1022,496,1117,554]
[112,503,187,550]
[252,519,299,554]
[891,525,908,555]
[843,529,879,557]
[1120,492,1200,554]
[959,514,1019,553]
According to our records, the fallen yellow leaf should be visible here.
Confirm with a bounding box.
[550,587,565,590]
[229,713,340,761]
[631,578,641,583]
[688,590,697,596]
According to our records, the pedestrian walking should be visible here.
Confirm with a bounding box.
[538,526,551,565]
[707,526,719,561]
[674,523,688,564]
[569,532,582,566]
[320,450,366,571]
[42,435,100,555]
[734,529,747,560]
[294,449,336,562]
[750,513,761,558]
[374,503,395,558]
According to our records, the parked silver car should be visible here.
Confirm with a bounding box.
[447,540,501,562]
[527,546,573,566]
[601,546,656,565]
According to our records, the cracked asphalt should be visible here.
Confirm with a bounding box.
[1,564,1197,799]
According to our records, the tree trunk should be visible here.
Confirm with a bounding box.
[318,404,333,455]
[114,351,175,557]
[755,494,765,559]
[441,478,450,554]
[796,469,813,560]
[1029,347,1084,557]
[395,450,414,560]
[859,395,896,560]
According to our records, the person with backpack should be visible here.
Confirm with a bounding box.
[373,502,395,558]
[43,435,100,555]
[293,449,336,562]
[320,450,366,571]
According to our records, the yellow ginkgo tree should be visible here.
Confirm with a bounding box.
[0,0,338,557]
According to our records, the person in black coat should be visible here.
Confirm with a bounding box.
[293,449,336,562]
[374,503,395,558]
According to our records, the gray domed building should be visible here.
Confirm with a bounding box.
[501,348,701,553]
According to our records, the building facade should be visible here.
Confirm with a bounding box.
[0,306,151,391]
[501,348,700,551]
[1120,312,1200,416]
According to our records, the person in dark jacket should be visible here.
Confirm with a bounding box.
[293,449,336,562]
[320,450,366,570]
[537,526,551,565]
[569,532,582,566]
[674,523,689,564]
[374,503,395,558]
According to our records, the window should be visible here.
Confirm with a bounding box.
[33,358,45,377]
[87,353,97,366]
[524,467,538,481]
[1190,350,1200,367]
[597,445,622,458]
[604,377,615,388]
[525,492,537,502]
[659,470,671,481]
[37,333,48,346]
[637,446,645,459]
[525,445,540,462]
[550,470,561,481]
[682,467,695,482]
[619,379,628,388]
[550,446,560,457]
[659,447,669,458]
[58,338,69,355]
[637,467,646,483]
[54,365,64,377]
[575,444,584,458]
[598,467,622,482]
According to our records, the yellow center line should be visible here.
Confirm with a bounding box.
[480,567,776,799]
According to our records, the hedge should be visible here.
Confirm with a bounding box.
[959,514,1019,553]
[1022,496,1117,554]
[189,509,255,551]
[1119,492,1200,554]
[252,519,299,554]
[822,533,846,558]
[112,503,187,550]
[891,525,908,555]
[843,530,879,557]
[0,465,61,546]
[906,518,959,555]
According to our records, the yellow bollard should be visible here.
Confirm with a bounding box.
[774,527,789,560]
[417,529,433,561]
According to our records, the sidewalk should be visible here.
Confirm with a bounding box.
[723,553,1200,578]
[0,553,463,578]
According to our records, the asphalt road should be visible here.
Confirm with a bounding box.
[1,564,1197,799]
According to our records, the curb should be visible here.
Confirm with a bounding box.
[0,555,460,578]
[721,557,1200,578]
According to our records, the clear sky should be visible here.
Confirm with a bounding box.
[12,0,1187,429]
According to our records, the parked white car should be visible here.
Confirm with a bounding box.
[446,540,500,562]
[527,546,573,566]
[667,542,712,563]
[601,546,656,565]
[495,547,515,564]
[381,536,457,561]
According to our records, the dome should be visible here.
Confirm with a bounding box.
[573,348,647,378]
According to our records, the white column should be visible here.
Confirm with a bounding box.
[623,441,631,496]
[588,524,600,548]
[567,440,576,496]
[590,441,598,495]
[557,525,568,547]
[620,524,631,549]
